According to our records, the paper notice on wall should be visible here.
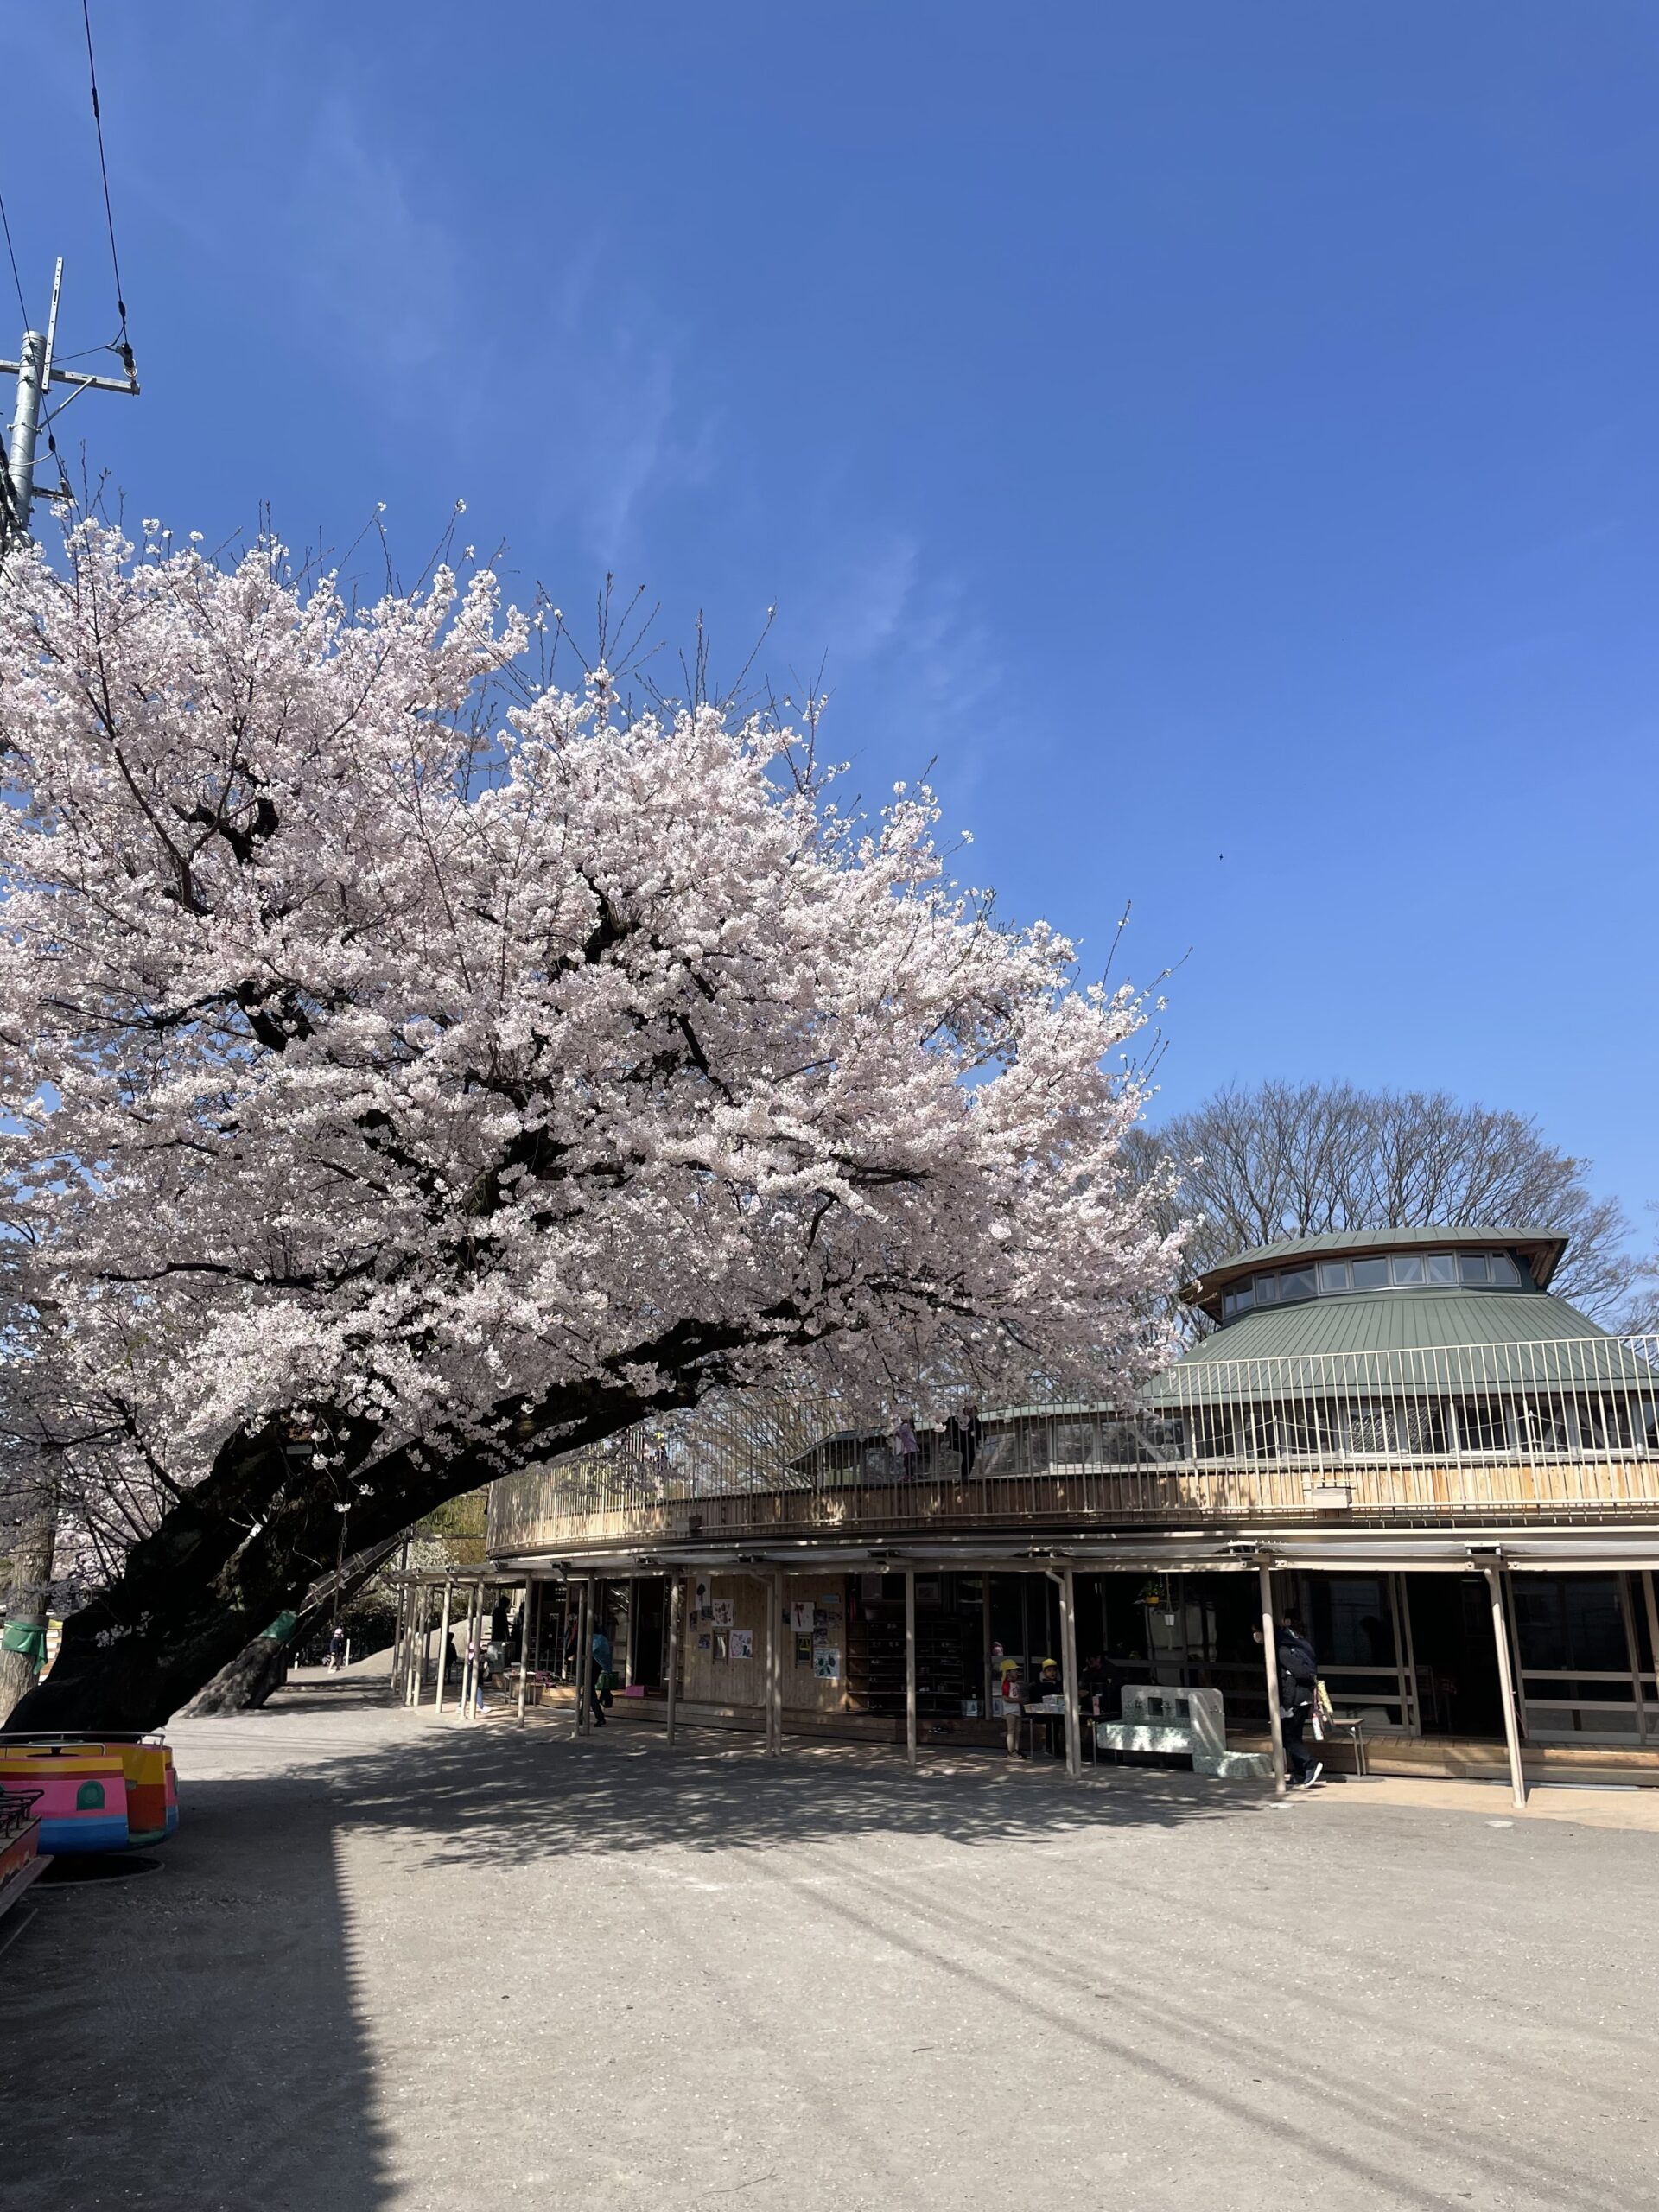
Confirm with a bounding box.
[712,1598,734,1629]
[729,1628,753,1661]
[790,1601,815,1632]
[696,1631,712,1653]
[814,1647,841,1681]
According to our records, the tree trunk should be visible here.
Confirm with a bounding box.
[183,1623,297,1717]
[0,1325,736,1734]
[0,1474,60,1726]
[182,1535,405,1717]
[2,1421,455,1735]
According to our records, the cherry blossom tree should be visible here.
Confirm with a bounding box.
[0,523,1182,1731]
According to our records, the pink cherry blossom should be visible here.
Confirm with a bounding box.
[0,522,1184,1694]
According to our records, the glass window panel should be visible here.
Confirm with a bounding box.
[1457,1399,1509,1451]
[1317,1260,1351,1293]
[1345,1404,1393,1452]
[1278,1268,1316,1301]
[1491,1253,1522,1286]
[1230,1281,1254,1311]
[1427,1253,1458,1284]
[1459,1254,1491,1285]
[1515,1576,1629,1674]
[1389,1254,1427,1286]
[1254,1274,1279,1303]
[1512,1582,1567,1670]
[1351,1257,1388,1289]
[1307,1576,1395,1666]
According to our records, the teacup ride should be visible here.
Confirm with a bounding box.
[0,1786,48,1919]
[0,1745,129,1853]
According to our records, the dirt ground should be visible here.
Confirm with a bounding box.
[3,1691,1653,2211]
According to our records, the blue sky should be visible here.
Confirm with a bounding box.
[6,3,1657,1239]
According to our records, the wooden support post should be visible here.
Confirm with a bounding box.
[434,1579,454,1715]
[905,1567,918,1767]
[458,1584,475,1717]
[770,1568,785,1755]
[405,1584,425,1707]
[418,1587,434,1707]
[517,1581,532,1724]
[1259,1564,1287,1799]
[1620,1573,1646,1745]
[1484,1564,1528,1809]
[1643,1573,1659,1743]
[982,1576,994,1719]
[576,1579,593,1737]
[1058,1566,1083,1779]
[665,1574,682,1747]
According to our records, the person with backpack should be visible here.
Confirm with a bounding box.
[1256,1612,1324,1788]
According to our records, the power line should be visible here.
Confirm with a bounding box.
[79,0,133,378]
[0,194,27,328]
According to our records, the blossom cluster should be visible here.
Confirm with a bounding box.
[0,524,1185,1553]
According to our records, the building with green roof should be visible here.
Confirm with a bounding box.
[459,1221,1659,1797]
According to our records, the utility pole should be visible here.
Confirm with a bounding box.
[1,257,138,550]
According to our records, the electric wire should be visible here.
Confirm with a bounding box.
[79,0,134,378]
[0,194,28,329]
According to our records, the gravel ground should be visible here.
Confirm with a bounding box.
[3,1694,1654,2212]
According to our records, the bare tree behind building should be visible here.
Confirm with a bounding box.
[1137,1080,1640,1325]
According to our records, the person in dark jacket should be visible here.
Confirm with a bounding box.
[1256,1614,1324,1787]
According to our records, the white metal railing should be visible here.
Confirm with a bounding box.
[486,1335,1659,1551]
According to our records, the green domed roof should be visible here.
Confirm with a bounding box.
[1151,1224,1655,1402]
[1175,1287,1607,1363]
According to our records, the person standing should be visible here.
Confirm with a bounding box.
[957,1404,982,1478]
[1257,1613,1324,1787]
[589,1621,612,1729]
[327,1624,346,1672]
[463,1633,487,1717]
[892,1415,920,1482]
[992,1643,1025,1758]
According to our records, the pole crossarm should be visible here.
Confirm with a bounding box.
[3,258,142,548]
[0,359,138,395]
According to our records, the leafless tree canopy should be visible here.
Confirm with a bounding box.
[1137,1080,1641,1324]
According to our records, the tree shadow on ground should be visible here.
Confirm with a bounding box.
[8,1702,1647,2212]
[0,1758,390,2212]
[308,1710,1260,1872]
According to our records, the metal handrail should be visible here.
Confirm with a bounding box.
[487,1334,1659,1550]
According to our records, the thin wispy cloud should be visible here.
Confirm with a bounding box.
[298,94,460,378]
[509,241,718,569]
[791,526,1009,814]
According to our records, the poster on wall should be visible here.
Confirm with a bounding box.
[694,1576,714,1621]
[712,1598,734,1629]
[814,1648,841,1681]
[696,1631,712,1653]
[795,1634,813,1666]
[714,1631,729,1662]
[729,1628,753,1661]
[789,1601,815,1633]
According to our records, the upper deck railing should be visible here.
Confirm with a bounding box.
[486,1334,1659,1555]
